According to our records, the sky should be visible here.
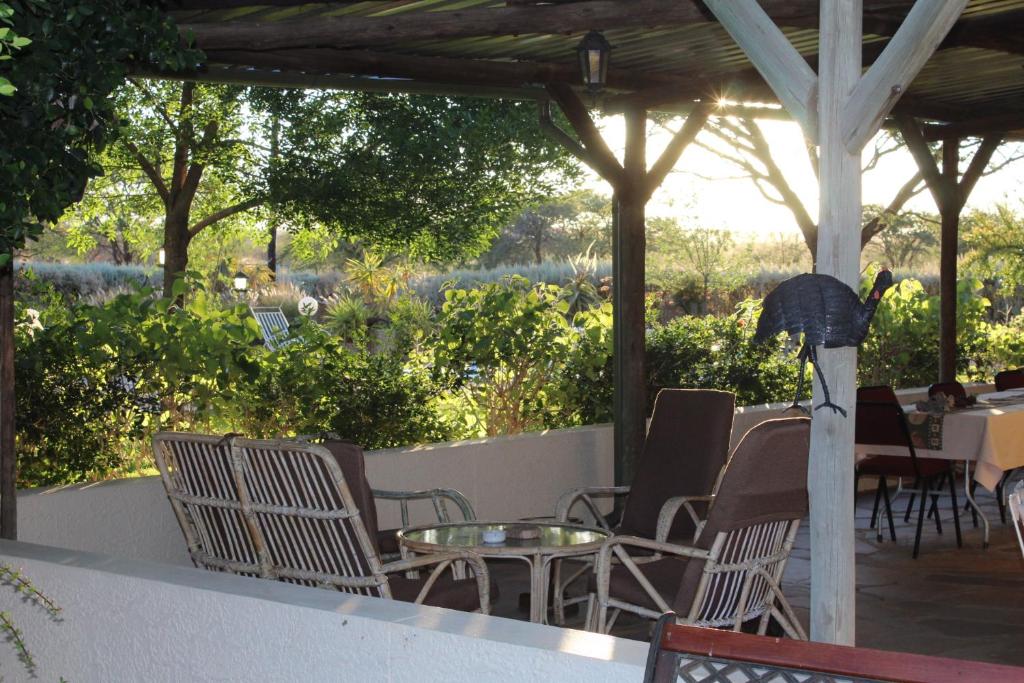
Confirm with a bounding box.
[584,114,1024,239]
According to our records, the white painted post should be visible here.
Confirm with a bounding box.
[811,0,862,646]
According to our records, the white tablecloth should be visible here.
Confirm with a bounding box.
[854,390,1024,490]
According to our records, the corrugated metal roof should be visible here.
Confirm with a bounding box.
[168,0,1024,127]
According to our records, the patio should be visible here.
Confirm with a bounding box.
[3,386,1023,679]
[488,485,1024,667]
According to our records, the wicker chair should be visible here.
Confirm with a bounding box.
[153,433,493,613]
[1011,481,1024,560]
[551,389,735,623]
[586,417,811,639]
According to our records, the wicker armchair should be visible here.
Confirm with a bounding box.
[1012,481,1024,560]
[153,433,493,613]
[551,389,735,623]
[586,418,811,639]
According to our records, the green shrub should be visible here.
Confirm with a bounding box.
[647,302,799,407]
[434,276,574,435]
[235,323,450,449]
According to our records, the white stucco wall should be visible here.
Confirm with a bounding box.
[0,540,647,682]
[17,383,991,567]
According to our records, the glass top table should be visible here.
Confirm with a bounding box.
[398,521,610,623]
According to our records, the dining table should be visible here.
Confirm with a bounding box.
[854,388,1024,547]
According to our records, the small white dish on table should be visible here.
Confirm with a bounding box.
[482,529,506,544]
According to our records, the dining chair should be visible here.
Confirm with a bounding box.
[855,396,962,558]
[551,388,736,623]
[586,417,811,639]
[153,432,495,613]
[994,368,1024,392]
[928,381,968,405]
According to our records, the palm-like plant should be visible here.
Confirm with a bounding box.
[560,248,601,317]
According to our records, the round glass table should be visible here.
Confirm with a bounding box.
[398,521,610,623]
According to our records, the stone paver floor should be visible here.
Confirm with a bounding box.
[488,483,1024,667]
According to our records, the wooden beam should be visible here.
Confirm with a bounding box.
[896,114,945,207]
[546,84,626,187]
[643,104,710,200]
[203,48,686,94]
[703,0,818,140]
[842,0,968,152]
[133,66,549,102]
[810,0,862,647]
[923,113,1024,141]
[184,0,720,52]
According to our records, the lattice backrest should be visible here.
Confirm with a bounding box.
[153,432,391,598]
[675,418,809,626]
[687,520,799,628]
[250,306,291,350]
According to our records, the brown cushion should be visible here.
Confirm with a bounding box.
[588,557,690,612]
[618,389,735,541]
[321,440,381,555]
[389,573,499,612]
[377,528,401,556]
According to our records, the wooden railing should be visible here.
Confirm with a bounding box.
[644,613,1024,683]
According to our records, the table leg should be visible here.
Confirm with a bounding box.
[529,553,545,624]
[963,460,990,548]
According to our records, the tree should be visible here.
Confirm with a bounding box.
[680,226,734,310]
[107,79,261,298]
[864,206,939,270]
[962,203,1024,285]
[480,189,611,267]
[695,116,926,260]
[0,0,195,537]
[260,90,578,263]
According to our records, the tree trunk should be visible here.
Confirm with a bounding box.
[162,213,192,300]
[0,261,16,539]
[612,106,648,489]
[268,225,277,280]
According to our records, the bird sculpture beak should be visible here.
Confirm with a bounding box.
[873,291,881,300]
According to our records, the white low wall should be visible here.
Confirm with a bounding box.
[18,383,993,567]
[0,540,646,682]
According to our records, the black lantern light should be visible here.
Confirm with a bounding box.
[233,271,249,293]
[576,30,611,93]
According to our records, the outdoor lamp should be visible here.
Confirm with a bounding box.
[158,248,166,266]
[577,30,611,93]
[233,271,249,292]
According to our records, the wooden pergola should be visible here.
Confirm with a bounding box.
[156,0,1024,645]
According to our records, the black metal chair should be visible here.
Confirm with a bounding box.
[855,393,962,558]
[995,368,1024,392]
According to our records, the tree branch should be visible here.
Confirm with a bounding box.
[189,197,262,237]
[958,133,1003,206]
[644,104,709,200]
[121,139,169,204]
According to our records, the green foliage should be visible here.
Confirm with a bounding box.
[859,271,993,387]
[434,276,573,435]
[0,0,196,260]
[863,207,939,270]
[551,303,614,426]
[323,293,373,348]
[413,258,612,305]
[648,302,799,407]
[234,323,449,450]
[261,91,578,262]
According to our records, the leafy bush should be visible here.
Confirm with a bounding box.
[235,323,450,449]
[434,276,573,436]
[647,302,799,407]
[413,259,611,305]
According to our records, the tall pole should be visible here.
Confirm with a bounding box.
[810,0,862,645]
[0,261,16,539]
[613,105,648,487]
[938,137,960,382]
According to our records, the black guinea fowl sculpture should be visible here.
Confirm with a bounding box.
[754,269,894,417]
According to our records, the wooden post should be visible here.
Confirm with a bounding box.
[613,106,648,486]
[899,118,1003,384]
[0,261,15,539]
[542,89,706,488]
[938,137,960,382]
[810,0,861,645]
